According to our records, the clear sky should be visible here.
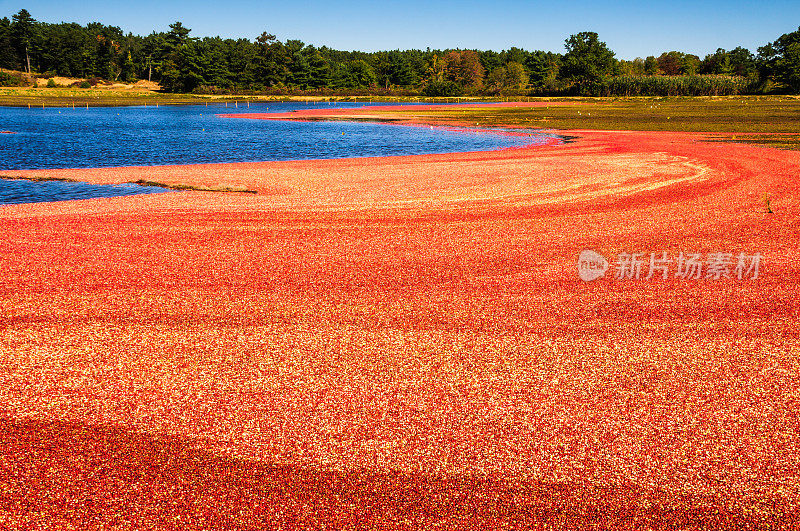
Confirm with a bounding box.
[2,0,798,59]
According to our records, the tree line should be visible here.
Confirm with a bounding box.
[1,9,798,96]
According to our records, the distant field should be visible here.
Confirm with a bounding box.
[396,96,800,130]
[0,86,476,106]
[382,96,800,149]
[0,86,214,106]
[219,96,800,149]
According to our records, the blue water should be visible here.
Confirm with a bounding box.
[0,179,169,205]
[0,102,554,204]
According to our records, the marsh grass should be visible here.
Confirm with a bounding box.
[389,96,800,135]
[131,179,257,194]
[0,87,208,107]
[703,133,800,151]
[0,87,493,107]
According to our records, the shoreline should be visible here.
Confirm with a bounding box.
[0,102,564,191]
[1,105,566,199]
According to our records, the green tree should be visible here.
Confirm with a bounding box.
[198,37,233,89]
[288,51,311,88]
[758,27,800,92]
[480,50,503,75]
[226,38,256,87]
[285,39,314,88]
[700,48,754,76]
[422,80,461,96]
[89,23,124,80]
[164,21,190,49]
[371,50,392,89]
[728,46,756,77]
[526,50,560,86]
[0,17,16,69]
[158,22,204,92]
[37,22,88,77]
[119,46,136,82]
[305,47,331,88]
[487,61,529,93]
[505,61,528,89]
[618,58,646,76]
[777,42,800,92]
[506,47,528,66]
[11,9,37,73]
[486,66,505,91]
[425,52,445,84]
[254,31,288,87]
[335,59,376,88]
[139,32,164,81]
[643,56,658,75]
[560,32,615,93]
[387,50,420,87]
[718,54,733,75]
[681,54,700,75]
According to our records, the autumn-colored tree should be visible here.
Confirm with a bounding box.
[656,51,682,75]
[656,51,699,76]
[441,50,484,89]
[426,53,444,83]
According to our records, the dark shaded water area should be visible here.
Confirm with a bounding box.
[0,179,168,205]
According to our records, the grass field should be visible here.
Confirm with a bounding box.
[0,86,208,106]
[220,96,800,149]
[380,96,800,131]
[0,85,480,106]
[368,96,800,148]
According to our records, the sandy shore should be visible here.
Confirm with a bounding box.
[1,109,799,528]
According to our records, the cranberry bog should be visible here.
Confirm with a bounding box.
[1,99,799,529]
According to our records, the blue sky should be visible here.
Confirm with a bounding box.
[2,0,797,59]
